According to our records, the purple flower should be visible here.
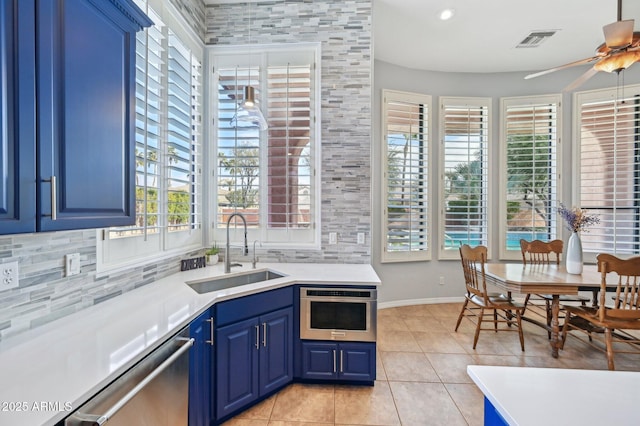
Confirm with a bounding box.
[557,203,600,233]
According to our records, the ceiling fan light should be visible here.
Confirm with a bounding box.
[594,50,640,73]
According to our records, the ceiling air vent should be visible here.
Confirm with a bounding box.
[516,30,558,48]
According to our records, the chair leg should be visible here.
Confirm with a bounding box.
[560,311,570,350]
[454,299,469,332]
[516,311,525,352]
[604,328,615,370]
[473,308,484,349]
[545,299,552,340]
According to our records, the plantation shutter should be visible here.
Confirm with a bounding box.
[440,97,490,259]
[502,96,561,255]
[122,7,164,238]
[381,90,430,262]
[265,63,313,235]
[577,87,640,256]
[166,30,202,234]
[212,46,318,244]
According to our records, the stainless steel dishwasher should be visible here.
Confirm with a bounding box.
[65,327,194,426]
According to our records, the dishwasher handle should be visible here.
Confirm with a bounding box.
[67,337,194,426]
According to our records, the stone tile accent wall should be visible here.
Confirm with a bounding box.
[169,0,206,40]
[0,230,201,340]
[206,0,373,264]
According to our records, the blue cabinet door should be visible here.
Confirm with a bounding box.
[259,307,293,396]
[0,0,36,233]
[35,0,147,231]
[338,342,376,382]
[189,311,213,426]
[300,342,337,380]
[216,317,260,420]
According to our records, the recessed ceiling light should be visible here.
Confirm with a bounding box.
[439,8,455,21]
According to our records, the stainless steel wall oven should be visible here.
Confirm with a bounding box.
[300,287,377,342]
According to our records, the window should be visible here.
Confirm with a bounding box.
[209,44,321,246]
[575,85,640,257]
[439,97,490,259]
[381,89,431,262]
[98,0,203,270]
[499,95,561,259]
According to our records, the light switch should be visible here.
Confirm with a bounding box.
[65,253,81,277]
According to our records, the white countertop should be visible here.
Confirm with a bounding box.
[0,263,380,426]
[467,365,640,425]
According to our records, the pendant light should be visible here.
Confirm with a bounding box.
[230,1,267,130]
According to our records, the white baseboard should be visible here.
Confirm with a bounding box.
[378,297,465,310]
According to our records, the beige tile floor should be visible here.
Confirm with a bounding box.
[222,302,640,426]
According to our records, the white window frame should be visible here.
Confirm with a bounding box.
[438,96,491,260]
[381,89,432,263]
[499,94,562,260]
[207,43,322,249]
[97,0,204,274]
[573,84,640,261]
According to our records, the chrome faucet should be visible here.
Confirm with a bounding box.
[252,240,262,269]
[225,213,248,273]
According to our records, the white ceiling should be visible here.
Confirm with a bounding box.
[373,0,640,73]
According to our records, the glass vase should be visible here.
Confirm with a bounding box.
[566,231,583,274]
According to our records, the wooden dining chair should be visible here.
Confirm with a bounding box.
[455,244,526,351]
[561,253,640,370]
[520,239,590,338]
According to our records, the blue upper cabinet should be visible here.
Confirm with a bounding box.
[0,0,151,234]
[0,0,36,233]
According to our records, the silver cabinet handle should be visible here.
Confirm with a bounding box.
[255,324,260,349]
[262,322,267,347]
[96,338,194,425]
[340,350,344,373]
[43,176,57,220]
[332,349,337,373]
[205,318,214,346]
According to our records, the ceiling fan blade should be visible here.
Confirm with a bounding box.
[603,19,634,49]
[562,67,599,92]
[524,56,600,80]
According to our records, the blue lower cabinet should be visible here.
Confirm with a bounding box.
[300,341,376,383]
[216,307,293,422]
[484,397,509,426]
[189,310,214,426]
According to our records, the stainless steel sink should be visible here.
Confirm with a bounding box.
[187,270,285,294]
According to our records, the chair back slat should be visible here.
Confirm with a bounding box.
[520,239,563,265]
[459,244,489,303]
[597,253,640,322]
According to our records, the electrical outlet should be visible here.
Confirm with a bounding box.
[65,253,81,277]
[0,261,19,291]
[439,276,445,285]
[357,232,365,244]
[329,232,337,244]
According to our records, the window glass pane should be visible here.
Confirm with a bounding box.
[441,98,490,255]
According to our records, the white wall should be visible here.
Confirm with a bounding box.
[372,60,640,306]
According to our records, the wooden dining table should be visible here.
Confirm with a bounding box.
[481,262,611,358]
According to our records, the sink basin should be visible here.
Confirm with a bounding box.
[187,270,285,294]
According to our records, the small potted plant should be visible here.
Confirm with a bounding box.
[205,242,220,265]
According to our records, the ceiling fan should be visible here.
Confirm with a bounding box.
[525,0,640,91]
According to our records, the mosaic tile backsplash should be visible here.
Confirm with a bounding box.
[0,1,372,340]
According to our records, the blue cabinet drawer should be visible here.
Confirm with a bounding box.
[216,286,293,327]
